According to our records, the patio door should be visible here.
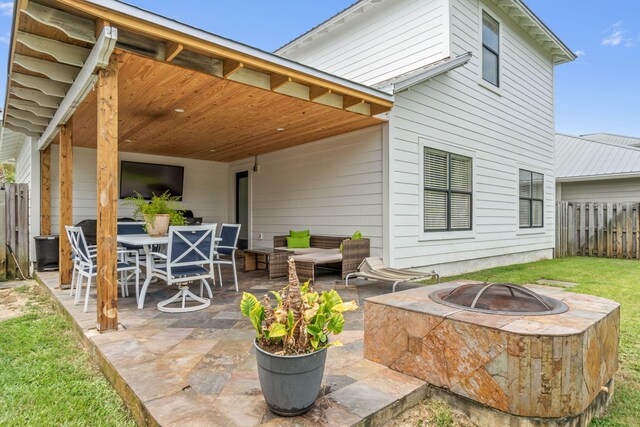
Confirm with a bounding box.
[235,171,249,249]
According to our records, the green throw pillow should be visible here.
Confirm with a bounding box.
[289,229,310,238]
[287,235,310,249]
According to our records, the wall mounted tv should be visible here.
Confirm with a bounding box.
[119,161,184,200]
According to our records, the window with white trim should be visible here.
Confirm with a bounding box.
[482,11,500,87]
[424,148,472,232]
[519,170,544,228]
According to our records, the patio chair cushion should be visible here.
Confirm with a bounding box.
[291,248,342,264]
[274,246,317,255]
[156,264,212,277]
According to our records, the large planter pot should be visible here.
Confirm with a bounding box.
[144,214,170,236]
[254,341,327,416]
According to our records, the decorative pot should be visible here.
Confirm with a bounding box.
[144,214,170,236]
[254,340,327,416]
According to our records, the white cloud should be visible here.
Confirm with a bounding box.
[0,32,9,44]
[602,21,634,47]
[0,2,12,17]
[574,50,586,58]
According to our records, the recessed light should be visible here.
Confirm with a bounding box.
[124,139,133,143]
[276,128,285,131]
[209,149,216,152]
[174,108,185,113]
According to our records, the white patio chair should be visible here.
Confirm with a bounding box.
[211,223,241,292]
[65,225,95,297]
[66,226,140,312]
[148,224,218,313]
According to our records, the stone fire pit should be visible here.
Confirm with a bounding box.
[364,281,619,426]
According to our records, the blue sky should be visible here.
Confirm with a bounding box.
[0,0,638,136]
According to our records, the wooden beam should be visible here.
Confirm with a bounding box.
[13,54,81,84]
[11,72,70,97]
[23,2,96,43]
[16,31,91,67]
[343,95,364,109]
[370,104,392,116]
[270,74,292,91]
[223,59,243,78]
[58,123,73,287]
[96,54,119,331]
[95,19,110,39]
[40,145,51,235]
[310,86,331,100]
[165,41,183,62]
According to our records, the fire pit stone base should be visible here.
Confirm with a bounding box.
[364,281,619,425]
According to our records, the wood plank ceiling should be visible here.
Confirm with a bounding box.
[71,51,385,162]
[3,0,392,162]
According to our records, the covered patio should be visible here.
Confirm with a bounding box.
[4,0,393,330]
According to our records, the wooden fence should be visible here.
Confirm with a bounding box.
[556,201,640,259]
[0,183,30,280]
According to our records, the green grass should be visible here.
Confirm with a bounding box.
[0,285,135,427]
[442,257,640,427]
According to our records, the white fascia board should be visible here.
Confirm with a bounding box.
[37,26,117,150]
[79,0,393,104]
[556,172,640,183]
[392,52,472,93]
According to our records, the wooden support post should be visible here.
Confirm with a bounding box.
[40,145,51,235]
[58,123,73,286]
[96,53,119,331]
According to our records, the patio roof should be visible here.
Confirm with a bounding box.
[3,0,393,161]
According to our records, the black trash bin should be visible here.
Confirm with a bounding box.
[34,235,59,272]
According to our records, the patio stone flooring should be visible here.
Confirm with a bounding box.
[36,259,430,426]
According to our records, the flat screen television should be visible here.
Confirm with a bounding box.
[119,161,184,200]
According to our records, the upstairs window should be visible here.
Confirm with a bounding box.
[482,11,500,87]
[519,170,544,228]
[424,148,472,232]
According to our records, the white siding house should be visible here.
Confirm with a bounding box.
[556,133,640,203]
[4,0,574,277]
[279,0,574,274]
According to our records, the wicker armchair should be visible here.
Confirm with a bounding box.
[273,235,370,281]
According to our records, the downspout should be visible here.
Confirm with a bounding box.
[37,26,118,151]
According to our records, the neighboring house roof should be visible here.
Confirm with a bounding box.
[0,121,27,163]
[579,133,640,148]
[276,0,575,64]
[556,133,640,182]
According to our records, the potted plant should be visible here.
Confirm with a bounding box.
[123,191,187,236]
[240,258,358,416]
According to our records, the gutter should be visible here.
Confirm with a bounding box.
[37,26,118,150]
[556,172,640,183]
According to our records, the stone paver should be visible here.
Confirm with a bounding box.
[37,259,427,426]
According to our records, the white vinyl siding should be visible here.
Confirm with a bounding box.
[49,146,229,233]
[237,127,384,255]
[558,178,640,203]
[15,141,31,185]
[387,0,555,270]
[278,0,449,86]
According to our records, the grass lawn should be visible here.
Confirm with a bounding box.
[0,284,135,426]
[444,257,640,427]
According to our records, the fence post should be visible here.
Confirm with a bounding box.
[0,188,5,280]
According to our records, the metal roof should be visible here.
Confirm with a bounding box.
[579,133,640,148]
[556,133,640,181]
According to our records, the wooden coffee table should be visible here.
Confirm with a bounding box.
[244,248,292,279]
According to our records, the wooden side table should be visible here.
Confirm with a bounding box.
[244,248,291,279]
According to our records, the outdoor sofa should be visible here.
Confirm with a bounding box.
[273,234,370,281]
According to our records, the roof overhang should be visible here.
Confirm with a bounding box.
[2,0,394,161]
[375,52,472,93]
[557,172,640,183]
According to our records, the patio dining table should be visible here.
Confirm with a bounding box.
[117,233,221,309]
